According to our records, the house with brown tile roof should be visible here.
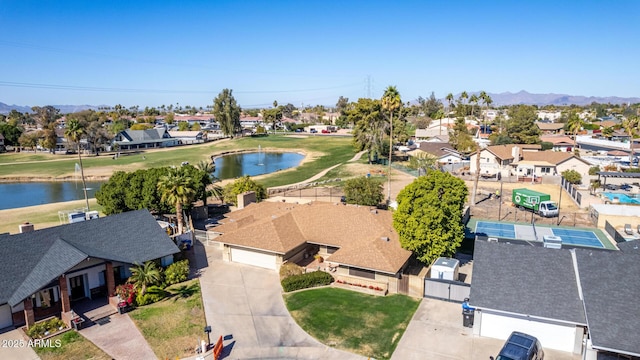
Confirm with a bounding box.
[535,122,565,134]
[408,142,462,165]
[469,144,541,177]
[211,202,413,293]
[540,135,575,152]
[515,151,591,183]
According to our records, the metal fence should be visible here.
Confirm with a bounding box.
[267,185,344,201]
[604,220,627,243]
[561,177,582,206]
[424,278,471,303]
[471,205,592,227]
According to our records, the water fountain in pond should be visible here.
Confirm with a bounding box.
[257,145,264,166]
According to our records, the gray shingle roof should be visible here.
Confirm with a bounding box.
[469,240,586,324]
[0,210,179,306]
[575,249,640,356]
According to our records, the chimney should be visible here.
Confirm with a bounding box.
[380,236,390,242]
[19,222,35,233]
[236,191,257,209]
[511,146,520,161]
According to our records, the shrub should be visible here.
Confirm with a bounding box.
[26,317,66,338]
[279,262,304,280]
[281,271,334,292]
[164,260,190,286]
[589,165,600,175]
[116,283,136,305]
[540,141,553,151]
[136,286,169,306]
[562,169,582,185]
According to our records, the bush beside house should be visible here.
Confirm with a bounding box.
[281,271,334,292]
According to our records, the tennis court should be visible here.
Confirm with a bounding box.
[474,220,607,249]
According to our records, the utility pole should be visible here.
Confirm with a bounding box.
[498,174,504,221]
[388,109,393,205]
[557,180,563,226]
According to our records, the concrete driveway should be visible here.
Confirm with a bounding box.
[391,298,581,360]
[198,243,366,359]
[0,328,39,360]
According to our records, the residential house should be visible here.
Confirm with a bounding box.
[112,128,179,150]
[469,144,541,177]
[167,130,206,145]
[515,151,591,182]
[211,202,412,294]
[537,110,562,121]
[540,135,575,152]
[408,142,463,166]
[240,116,263,130]
[535,122,565,135]
[0,210,179,330]
[469,240,640,358]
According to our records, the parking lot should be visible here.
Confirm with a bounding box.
[391,298,581,360]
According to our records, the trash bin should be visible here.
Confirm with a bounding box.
[463,309,474,328]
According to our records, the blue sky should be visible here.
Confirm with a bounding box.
[1,0,638,108]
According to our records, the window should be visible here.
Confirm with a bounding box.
[348,268,375,279]
[32,286,59,308]
[540,167,551,174]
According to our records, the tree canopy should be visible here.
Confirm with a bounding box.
[393,170,468,264]
[343,176,384,206]
[222,176,266,205]
[348,98,387,163]
[507,105,540,144]
[213,89,241,137]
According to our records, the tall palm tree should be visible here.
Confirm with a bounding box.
[195,160,223,203]
[459,91,469,117]
[381,86,401,203]
[158,167,196,235]
[469,94,479,121]
[65,118,90,211]
[566,111,584,152]
[128,261,161,296]
[479,91,488,134]
[434,109,445,136]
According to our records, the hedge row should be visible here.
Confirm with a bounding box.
[281,271,334,292]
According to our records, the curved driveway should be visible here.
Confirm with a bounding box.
[198,243,366,360]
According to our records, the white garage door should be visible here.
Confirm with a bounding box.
[0,304,13,329]
[230,247,277,270]
[480,311,578,353]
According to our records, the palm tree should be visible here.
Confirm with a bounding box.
[381,86,401,203]
[434,109,445,136]
[469,94,479,120]
[195,160,223,204]
[566,111,583,152]
[65,118,90,211]
[157,167,196,235]
[128,261,161,296]
[459,91,469,117]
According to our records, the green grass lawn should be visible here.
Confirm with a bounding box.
[284,287,420,360]
[0,135,355,188]
[33,330,111,360]
[128,280,206,359]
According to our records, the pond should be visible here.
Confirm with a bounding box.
[213,151,304,180]
[0,181,104,210]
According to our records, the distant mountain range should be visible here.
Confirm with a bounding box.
[450,91,640,106]
[1,91,639,115]
[0,103,100,115]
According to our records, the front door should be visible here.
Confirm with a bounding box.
[69,275,85,301]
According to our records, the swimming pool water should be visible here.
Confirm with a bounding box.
[602,192,640,204]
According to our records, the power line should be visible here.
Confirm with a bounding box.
[0,80,361,95]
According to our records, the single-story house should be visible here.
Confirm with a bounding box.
[167,130,205,144]
[408,142,463,165]
[470,240,640,358]
[535,122,565,134]
[112,128,179,150]
[515,151,591,183]
[469,144,541,176]
[540,135,575,152]
[0,210,180,330]
[211,202,412,293]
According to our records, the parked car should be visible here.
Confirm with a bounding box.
[605,184,619,191]
[321,129,330,134]
[492,332,544,360]
[294,128,303,133]
[310,129,317,134]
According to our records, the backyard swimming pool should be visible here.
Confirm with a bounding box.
[602,192,640,205]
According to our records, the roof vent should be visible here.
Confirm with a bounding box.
[371,209,378,214]
[381,236,390,242]
[487,237,498,243]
